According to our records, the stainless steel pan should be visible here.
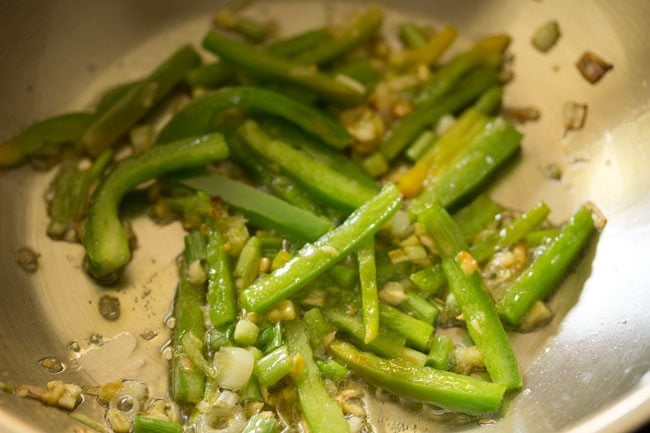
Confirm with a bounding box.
[1,1,649,432]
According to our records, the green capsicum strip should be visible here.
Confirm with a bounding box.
[264,28,333,59]
[240,183,401,313]
[399,22,429,48]
[95,81,141,116]
[378,65,498,162]
[408,117,522,217]
[329,340,507,414]
[134,416,182,433]
[172,231,207,404]
[451,193,502,242]
[156,86,351,149]
[0,112,93,167]
[323,308,406,359]
[358,238,379,343]
[415,47,488,106]
[227,131,324,215]
[239,120,377,212]
[182,173,331,242]
[419,204,522,390]
[214,9,274,44]
[379,303,433,352]
[201,31,365,105]
[292,7,384,65]
[411,200,548,295]
[84,133,228,281]
[206,220,237,328]
[426,335,456,370]
[525,228,560,246]
[496,205,597,325]
[399,290,440,324]
[470,201,550,263]
[258,117,378,190]
[285,320,350,433]
[254,345,293,387]
[47,149,113,240]
[186,28,333,89]
[82,45,201,156]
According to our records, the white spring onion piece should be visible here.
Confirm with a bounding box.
[216,389,240,408]
[196,404,246,433]
[379,282,407,306]
[233,319,259,346]
[107,380,148,432]
[212,347,254,391]
[389,210,413,240]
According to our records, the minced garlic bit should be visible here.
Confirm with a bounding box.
[335,387,366,416]
[15,246,40,273]
[453,346,484,375]
[266,299,297,322]
[503,106,541,124]
[187,259,207,285]
[457,250,478,275]
[379,282,407,306]
[341,107,385,153]
[563,101,588,134]
[85,380,123,402]
[17,381,82,410]
[576,51,613,84]
[258,257,272,273]
[531,20,561,52]
[290,353,305,380]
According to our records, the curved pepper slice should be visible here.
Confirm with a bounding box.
[157,86,351,149]
[84,133,229,282]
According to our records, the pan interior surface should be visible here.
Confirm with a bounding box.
[0,1,649,432]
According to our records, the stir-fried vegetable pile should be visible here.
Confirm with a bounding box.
[1,6,605,433]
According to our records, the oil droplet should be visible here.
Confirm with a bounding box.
[89,333,104,346]
[38,356,65,374]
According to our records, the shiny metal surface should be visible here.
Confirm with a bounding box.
[1,1,649,432]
